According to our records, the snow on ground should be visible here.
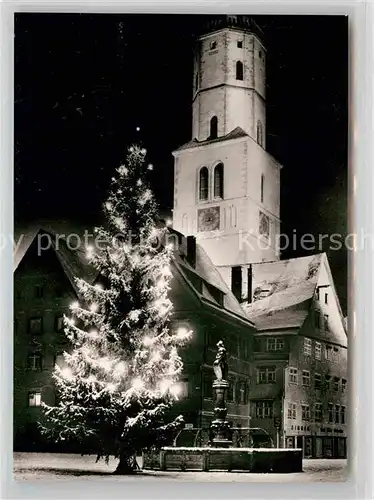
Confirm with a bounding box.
[12,453,348,482]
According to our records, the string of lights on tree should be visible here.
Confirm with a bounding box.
[41,144,192,473]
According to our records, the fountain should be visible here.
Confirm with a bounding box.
[143,340,303,473]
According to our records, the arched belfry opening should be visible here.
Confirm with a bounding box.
[210,116,218,139]
[199,167,209,201]
[236,61,243,80]
[214,163,224,198]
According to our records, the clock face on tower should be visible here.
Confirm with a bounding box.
[197,206,220,232]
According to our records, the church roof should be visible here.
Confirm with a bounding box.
[173,126,249,153]
[175,240,251,320]
[242,254,324,331]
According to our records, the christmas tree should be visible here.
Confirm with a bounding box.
[41,146,192,473]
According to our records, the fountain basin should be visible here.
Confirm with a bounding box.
[143,447,303,473]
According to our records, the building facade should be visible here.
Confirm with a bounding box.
[244,254,348,457]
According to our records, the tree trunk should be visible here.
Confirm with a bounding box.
[113,453,138,475]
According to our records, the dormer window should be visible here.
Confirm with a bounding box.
[210,40,217,50]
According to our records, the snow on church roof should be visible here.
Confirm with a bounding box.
[176,241,251,320]
[243,254,324,330]
[173,126,248,153]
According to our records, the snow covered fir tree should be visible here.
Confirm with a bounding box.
[40,146,192,474]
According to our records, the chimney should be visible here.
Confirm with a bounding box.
[247,265,252,303]
[231,266,242,303]
[186,236,196,268]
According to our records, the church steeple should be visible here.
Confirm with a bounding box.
[192,15,266,145]
[173,17,281,291]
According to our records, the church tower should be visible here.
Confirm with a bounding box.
[172,16,282,297]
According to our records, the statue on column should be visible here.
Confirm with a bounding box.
[213,340,228,382]
[210,340,232,447]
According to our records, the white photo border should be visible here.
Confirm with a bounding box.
[1,1,373,499]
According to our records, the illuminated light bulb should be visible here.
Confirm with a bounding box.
[115,216,123,226]
[61,367,74,381]
[155,279,165,291]
[129,146,134,152]
[128,310,140,323]
[90,303,98,313]
[94,283,103,290]
[141,148,147,154]
[132,254,141,265]
[100,358,112,370]
[136,126,140,131]
[161,265,172,277]
[114,361,127,377]
[153,297,164,309]
[147,164,153,171]
[166,218,172,227]
[159,307,167,317]
[170,383,182,398]
[105,201,112,211]
[150,228,159,239]
[88,330,99,340]
[66,317,75,326]
[118,165,128,176]
[159,379,170,394]
[86,245,94,253]
[151,351,161,362]
[143,336,153,347]
[159,304,169,317]
[132,377,144,390]
[176,327,191,340]
[117,189,122,194]
[136,179,143,187]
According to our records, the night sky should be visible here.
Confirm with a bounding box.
[14,14,348,311]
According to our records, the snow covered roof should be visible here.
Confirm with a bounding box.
[173,126,248,153]
[243,254,323,331]
[14,225,98,293]
[14,223,252,325]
